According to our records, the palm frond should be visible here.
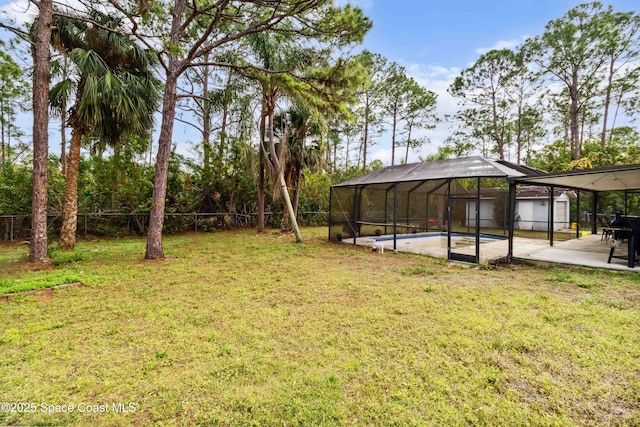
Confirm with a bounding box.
[49,78,75,116]
[70,48,108,76]
[50,10,161,148]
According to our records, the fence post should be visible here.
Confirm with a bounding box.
[195,212,198,232]
[10,216,14,241]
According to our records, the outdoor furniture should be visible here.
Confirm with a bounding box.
[598,214,614,241]
[607,216,640,268]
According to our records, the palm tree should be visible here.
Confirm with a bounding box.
[242,31,307,240]
[49,9,160,250]
[275,105,325,230]
[243,30,364,241]
[48,56,72,176]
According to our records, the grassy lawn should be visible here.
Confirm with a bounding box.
[0,228,639,426]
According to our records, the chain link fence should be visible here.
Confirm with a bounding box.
[0,211,329,242]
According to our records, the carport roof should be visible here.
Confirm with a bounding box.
[516,163,640,192]
[333,156,543,187]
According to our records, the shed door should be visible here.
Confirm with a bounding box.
[555,201,566,229]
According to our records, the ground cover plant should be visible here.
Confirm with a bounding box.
[0,228,639,426]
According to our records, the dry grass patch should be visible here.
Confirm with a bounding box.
[0,228,639,426]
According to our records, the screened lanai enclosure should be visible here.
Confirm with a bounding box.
[329,156,543,263]
[330,157,640,268]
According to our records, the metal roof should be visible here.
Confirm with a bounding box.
[516,163,640,192]
[333,156,543,187]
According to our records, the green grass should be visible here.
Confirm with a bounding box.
[0,228,639,426]
[0,272,84,295]
[0,244,97,295]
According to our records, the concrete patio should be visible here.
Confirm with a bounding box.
[515,233,638,271]
[346,233,638,271]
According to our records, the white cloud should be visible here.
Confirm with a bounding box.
[371,148,391,164]
[1,0,93,28]
[405,63,460,118]
[379,62,462,163]
[1,0,37,27]
[475,35,530,55]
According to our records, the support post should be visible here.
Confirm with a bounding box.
[447,179,451,260]
[328,186,333,241]
[393,183,398,251]
[425,190,429,231]
[475,177,480,262]
[384,187,390,236]
[406,192,411,229]
[592,192,598,235]
[549,186,555,247]
[353,186,360,245]
[507,182,516,263]
[576,191,580,239]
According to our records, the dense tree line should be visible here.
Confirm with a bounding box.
[0,1,639,261]
[443,2,640,164]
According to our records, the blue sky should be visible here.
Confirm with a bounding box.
[359,0,638,67]
[1,0,638,164]
[350,0,640,163]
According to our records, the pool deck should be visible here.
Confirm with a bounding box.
[345,233,638,271]
[515,234,638,271]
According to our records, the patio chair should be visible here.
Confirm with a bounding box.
[598,214,614,241]
[607,215,640,268]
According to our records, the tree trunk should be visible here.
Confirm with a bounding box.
[60,110,67,176]
[111,141,121,209]
[391,106,397,165]
[404,123,412,164]
[266,104,301,243]
[218,95,228,173]
[145,69,180,259]
[515,106,523,164]
[345,138,350,172]
[569,79,581,160]
[362,95,369,171]
[60,59,69,176]
[332,138,337,173]
[29,0,53,263]
[601,55,615,150]
[257,107,266,233]
[1,98,5,164]
[202,64,211,179]
[145,0,186,259]
[292,169,301,216]
[609,88,624,146]
[59,126,83,250]
[491,93,504,160]
[282,167,293,231]
[6,120,10,163]
[278,172,301,243]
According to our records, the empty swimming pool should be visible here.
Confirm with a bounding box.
[346,232,510,263]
